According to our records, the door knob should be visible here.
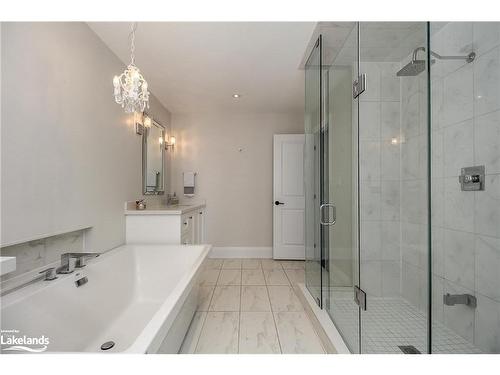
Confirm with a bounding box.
[274,201,285,206]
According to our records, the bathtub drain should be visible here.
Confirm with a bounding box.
[101,341,115,351]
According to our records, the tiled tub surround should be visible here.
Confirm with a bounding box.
[180,258,326,354]
[0,230,86,285]
[430,22,500,354]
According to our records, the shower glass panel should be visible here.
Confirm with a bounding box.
[305,21,500,354]
[321,22,360,353]
[305,36,323,306]
[358,22,430,354]
[429,22,500,354]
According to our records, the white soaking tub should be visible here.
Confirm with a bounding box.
[0,244,211,353]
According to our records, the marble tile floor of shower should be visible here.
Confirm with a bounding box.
[180,258,326,354]
[330,290,482,354]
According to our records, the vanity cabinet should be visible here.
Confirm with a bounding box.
[125,204,206,245]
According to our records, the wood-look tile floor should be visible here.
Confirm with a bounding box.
[180,258,325,354]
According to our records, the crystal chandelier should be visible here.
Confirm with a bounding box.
[113,22,150,113]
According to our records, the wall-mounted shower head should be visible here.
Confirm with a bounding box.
[396,46,476,77]
[397,47,426,77]
[397,59,426,77]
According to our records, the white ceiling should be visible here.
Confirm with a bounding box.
[88,22,316,114]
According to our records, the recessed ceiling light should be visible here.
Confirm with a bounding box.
[232,93,241,98]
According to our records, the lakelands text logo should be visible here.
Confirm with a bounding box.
[1,329,49,353]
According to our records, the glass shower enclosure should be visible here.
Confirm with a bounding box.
[304,21,500,354]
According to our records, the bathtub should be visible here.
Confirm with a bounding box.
[0,244,210,353]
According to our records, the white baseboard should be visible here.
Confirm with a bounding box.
[209,246,272,259]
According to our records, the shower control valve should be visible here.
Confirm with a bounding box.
[459,166,485,191]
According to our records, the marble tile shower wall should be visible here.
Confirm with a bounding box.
[359,61,402,298]
[429,22,500,353]
[0,230,85,284]
[399,55,429,315]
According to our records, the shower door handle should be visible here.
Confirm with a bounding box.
[319,203,336,225]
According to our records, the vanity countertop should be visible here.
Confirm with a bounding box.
[124,202,205,216]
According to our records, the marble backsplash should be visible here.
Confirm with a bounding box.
[0,229,86,283]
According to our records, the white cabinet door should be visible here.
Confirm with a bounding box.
[181,213,194,244]
[181,214,190,235]
[273,134,305,260]
[198,208,205,243]
[192,212,200,244]
[188,214,195,244]
[191,209,205,244]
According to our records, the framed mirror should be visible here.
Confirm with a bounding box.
[142,117,165,195]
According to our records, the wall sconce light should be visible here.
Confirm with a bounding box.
[165,135,176,150]
[135,113,153,136]
[134,112,144,135]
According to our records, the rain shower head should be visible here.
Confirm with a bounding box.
[396,59,426,76]
[397,46,426,77]
[396,46,476,77]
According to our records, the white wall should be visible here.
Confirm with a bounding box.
[1,22,172,251]
[171,112,303,248]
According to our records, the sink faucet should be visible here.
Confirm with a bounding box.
[57,252,100,274]
[166,193,179,205]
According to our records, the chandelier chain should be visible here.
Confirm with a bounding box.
[129,22,137,65]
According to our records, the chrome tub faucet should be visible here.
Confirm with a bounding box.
[0,252,101,297]
[57,252,100,274]
[443,293,477,308]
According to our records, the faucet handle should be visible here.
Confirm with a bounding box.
[57,252,99,272]
[75,255,87,268]
[57,254,76,274]
[74,253,100,268]
[39,267,58,281]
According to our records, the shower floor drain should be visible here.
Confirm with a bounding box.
[101,341,115,351]
[398,345,421,354]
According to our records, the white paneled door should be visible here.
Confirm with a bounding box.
[273,134,305,260]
